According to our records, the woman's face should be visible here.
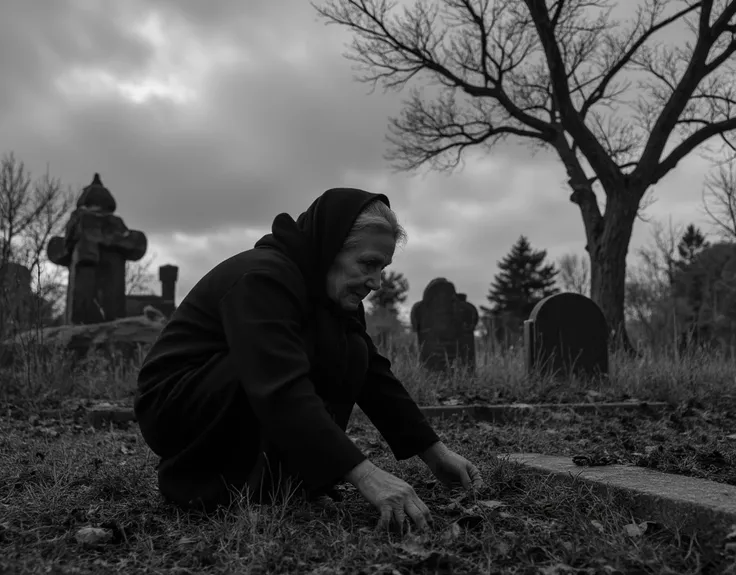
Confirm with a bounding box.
[325,230,396,311]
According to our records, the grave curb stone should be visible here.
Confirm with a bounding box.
[86,401,669,429]
[503,452,736,543]
[473,401,667,423]
[418,401,668,423]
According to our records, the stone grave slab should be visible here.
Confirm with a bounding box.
[504,453,736,541]
[524,293,608,380]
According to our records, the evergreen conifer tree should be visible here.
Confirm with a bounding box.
[367,270,409,316]
[677,224,709,267]
[484,235,559,324]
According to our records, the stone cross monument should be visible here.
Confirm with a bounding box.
[48,173,147,325]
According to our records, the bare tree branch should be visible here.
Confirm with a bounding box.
[126,253,157,296]
[702,161,736,239]
[654,116,736,181]
[558,252,591,294]
[316,0,736,193]
[0,152,74,336]
[580,2,703,119]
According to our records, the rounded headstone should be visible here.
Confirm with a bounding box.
[526,292,608,379]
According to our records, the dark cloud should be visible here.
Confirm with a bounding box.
[0,0,717,313]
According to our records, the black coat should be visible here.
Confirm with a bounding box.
[135,188,440,492]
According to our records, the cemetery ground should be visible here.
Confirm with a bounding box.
[2,342,736,573]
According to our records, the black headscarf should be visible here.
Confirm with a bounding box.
[254,188,391,409]
[255,187,390,303]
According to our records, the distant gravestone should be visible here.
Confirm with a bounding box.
[410,279,478,372]
[48,173,147,325]
[455,293,479,368]
[524,293,608,380]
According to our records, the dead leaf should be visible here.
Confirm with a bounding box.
[475,422,495,431]
[726,434,736,441]
[177,536,198,546]
[394,533,431,559]
[590,520,605,533]
[495,540,511,557]
[438,501,465,513]
[623,522,650,537]
[440,522,461,544]
[75,526,112,545]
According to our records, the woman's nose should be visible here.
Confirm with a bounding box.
[366,273,381,291]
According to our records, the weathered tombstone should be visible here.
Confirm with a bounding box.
[410,278,477,372]
[455,293,479,368]
[47,173,147,325]
[524,292,608,380]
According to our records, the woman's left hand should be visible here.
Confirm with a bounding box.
[422,444,483,491]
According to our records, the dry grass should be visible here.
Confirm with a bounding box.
[3,331,736,411]
[1,334,736,573]
[1,410,728,574]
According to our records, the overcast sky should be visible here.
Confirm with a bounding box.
[0,0,723,318]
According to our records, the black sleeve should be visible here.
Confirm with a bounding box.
[218,270,366,490]
[355,307,440,460]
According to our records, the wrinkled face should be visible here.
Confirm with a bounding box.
[325,230,396,311]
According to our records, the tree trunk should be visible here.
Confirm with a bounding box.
[585,193,639,354]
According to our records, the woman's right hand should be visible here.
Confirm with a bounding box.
[346,460,432,532]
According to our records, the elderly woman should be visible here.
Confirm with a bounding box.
[134,188,482,531]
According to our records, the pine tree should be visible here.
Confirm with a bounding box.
[365,270,409,350]
[367,270,409,316]
[677,224,709,266]
[485,235,559,322]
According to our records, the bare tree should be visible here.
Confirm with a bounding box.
[126,253,158,296]
[0,152,75,335]
[625,218,684,349]
[557,252,590,295]
[703,161,736,239]
[314,0,736,348]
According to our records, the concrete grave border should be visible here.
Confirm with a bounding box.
[82,400,669,429]
[503,453,736,545]
[418,401,668,423]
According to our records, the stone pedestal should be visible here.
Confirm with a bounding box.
[158,264,179,317]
